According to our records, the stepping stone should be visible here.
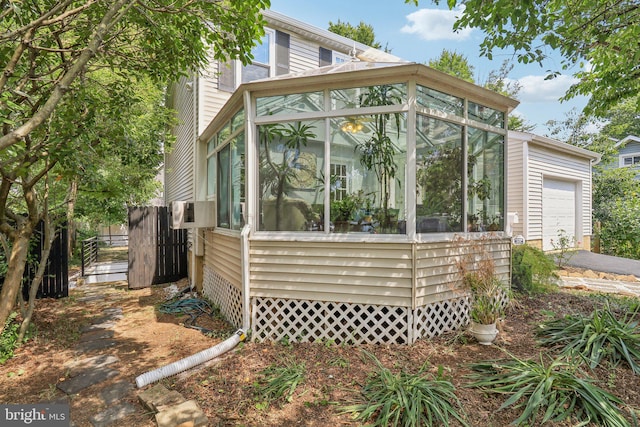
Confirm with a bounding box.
[138,384,186,413]
[155,400,208,427]
[89,402,137,427]
[77,295,105,303]
[79,329,114,343]
[101,381,134,405]
[65,354,120,377]
[57,367,119,395]
[81,322,115,332]
[75,339,118,353]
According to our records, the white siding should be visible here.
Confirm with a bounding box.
[507,138,525,237]
[527,144,592,241]
[199,58,232,135]
[204,230,242,289]
[249,241,413,307]
[290,37,320,73]
[415,239,511,306]
[165,76,195,203]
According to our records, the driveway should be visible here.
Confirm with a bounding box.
[563,250,640,278]
[558,250,640,297]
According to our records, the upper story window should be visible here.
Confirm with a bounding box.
[622,155,640,166]
[319,47,351,67]
[218,28,289,92]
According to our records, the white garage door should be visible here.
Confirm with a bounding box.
[542,179,576,251]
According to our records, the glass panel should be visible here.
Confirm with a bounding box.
[256,92,324,116]
[468,102,505,128]
[330,113,407,234]
[231,132,245,230]
[242,63,269,83]
[207,155,216,198]
[467,128,504,232]
[416,116,463,233]
[207,135,216,154]
[258,120,325,232]
[218,123,231,144]
[217,145,230,228]
[330,83,407,110]
[416,85,463,116]
[231,109,245,131]
[251,34,270,64]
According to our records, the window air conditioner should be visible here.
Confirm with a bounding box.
[171,201,216,229]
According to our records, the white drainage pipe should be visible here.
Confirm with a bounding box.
[135,329,246,388]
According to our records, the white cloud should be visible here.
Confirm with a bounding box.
[401,7,472,41]
[515,74,579,103]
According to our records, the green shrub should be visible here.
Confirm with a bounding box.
[537,304,640,373]
[467,354,633,426]
[341,351,468,427]
[511,244,558,294]
[1,312,23,364]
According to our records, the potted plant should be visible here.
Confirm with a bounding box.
[457,236,509,345]
[463,272,506,345]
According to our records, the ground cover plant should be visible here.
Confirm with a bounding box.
[537,303,640,373]
[467,353,635,427]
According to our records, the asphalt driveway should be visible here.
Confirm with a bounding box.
[562,250,640,278]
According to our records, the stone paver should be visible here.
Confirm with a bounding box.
[74,339,118,353]
[78,329,115,342]
[90,402,137,427]
[101,380,134,405]
[155,400,208,427]
[57,366,120,395]
[65,354,119,377]
[81,321,116,333]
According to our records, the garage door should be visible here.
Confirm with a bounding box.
[542,179,576,251]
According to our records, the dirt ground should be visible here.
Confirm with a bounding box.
[1,271,639,426]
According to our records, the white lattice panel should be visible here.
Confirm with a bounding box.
[203,266,243,328]
[413,297,471,341]
[251,298,410,345]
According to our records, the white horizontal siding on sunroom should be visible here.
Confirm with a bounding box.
[527,144,592,240]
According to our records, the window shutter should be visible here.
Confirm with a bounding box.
[275,31,290,76]
[218,60,235,92]
[319,47,332,67]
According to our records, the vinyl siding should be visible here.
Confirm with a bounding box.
[249,241,413,306]
[290,37,320,73]
[165,76,195,203]
[204,230,242,289]
[507,138,525,236]
[414,239,511,306]
[199,58,232,135]
[527,144,592,240]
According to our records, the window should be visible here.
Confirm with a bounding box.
[258,120,325,232]
[319,47,332,67]
[622,155,640,166]
[416,116,463,233]
[330,163,348,201]
[467,129,504,232]
[207,112,245,230]
[242,32,271,83]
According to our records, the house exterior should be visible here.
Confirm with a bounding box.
[507,131,601,251]
[164,10,519,345]
[614,135,640,174]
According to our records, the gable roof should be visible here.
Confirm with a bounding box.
[509,130,601,162]
[614,135,640,148]
[263,10,403,63]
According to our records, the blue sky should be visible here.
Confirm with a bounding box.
[269,0,589,135]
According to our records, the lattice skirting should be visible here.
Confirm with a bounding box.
[251,295,483,345]
[202,267,243,329]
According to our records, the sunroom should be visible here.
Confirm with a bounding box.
[198,62,518,345]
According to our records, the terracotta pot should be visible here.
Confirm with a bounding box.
[470,322,498,345]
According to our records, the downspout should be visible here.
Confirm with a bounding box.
[191,72,199,289]
[241,224,251,331]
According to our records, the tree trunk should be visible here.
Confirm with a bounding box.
[66,179,78,258]
[0,233,31,334]
[18,218,53,342]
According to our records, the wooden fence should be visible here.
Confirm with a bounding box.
[21,221,68,299]
[128,206,188,289]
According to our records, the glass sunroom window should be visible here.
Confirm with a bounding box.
[416,116,463,233]
[256,92,324,117]
[258,120,325,232]
[468,102,505,128]
[330,83,407,110]
[416,85,463,116]
[467,129,504,232]
[330,113,407,234]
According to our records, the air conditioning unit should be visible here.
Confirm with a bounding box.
[171,201,216,229]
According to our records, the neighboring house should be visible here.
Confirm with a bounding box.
[165,10,521,345]
[507,131,601,251]
[614,135,640,174]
